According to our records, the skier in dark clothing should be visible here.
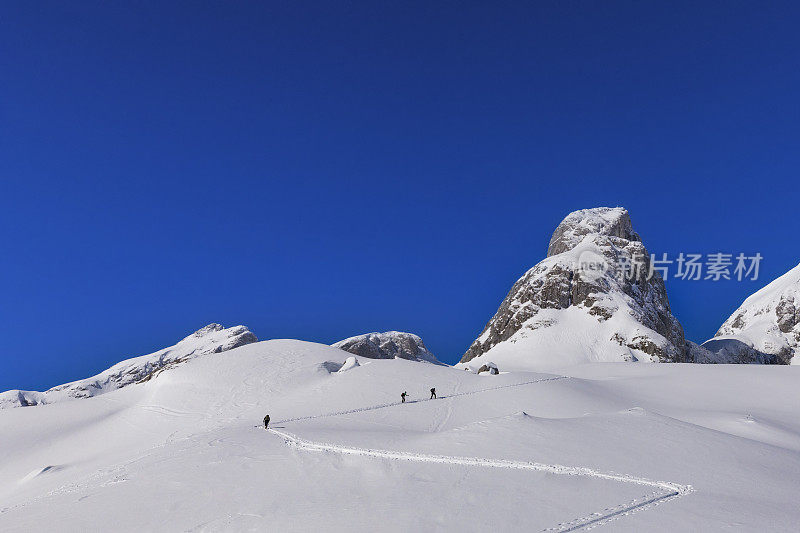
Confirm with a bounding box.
[401,391,407,403]
[430,388,436,399]
[263,414,270,429]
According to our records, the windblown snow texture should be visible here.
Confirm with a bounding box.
[460,207,687,370]
[2,339,800,531]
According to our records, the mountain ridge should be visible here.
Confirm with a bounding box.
[702,262,800,364]
[0,323,257,409]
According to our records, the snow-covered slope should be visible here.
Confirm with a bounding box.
[333,331,440,363]
[703,263,800,364]
[460,207,687,371]
[0,324,256,409]
[1,339,799,531]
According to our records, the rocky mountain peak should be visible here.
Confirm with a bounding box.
[547,207,640,257]
[460,207,687,369]
[189,323,226,338]
[182,324,257,352]
[332,331,440,363]
[0,323,258,409]
[703,262,800,364]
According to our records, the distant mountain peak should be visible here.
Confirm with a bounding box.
[547,207,640,257]
[460,207,686,369]
[190,323,226,337]
[0,323,258,409]
[703,262,800,364]
[332,331,440,363]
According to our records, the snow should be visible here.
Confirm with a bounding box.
[0,324,256,409]
[546,207,635,257]
[460,303,670,372]
[332,331,441,363]
[337,356,360,373]
[2,339,800,531]
[708,262,800,363]
[463,207,685,369]
[734,262,800,311]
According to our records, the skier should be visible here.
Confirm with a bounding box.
[430,388,436,399]
[401,391,407,403]
[263,414,270,430]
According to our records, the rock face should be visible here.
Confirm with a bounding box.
[332,332,439,364]
[477,362,499,375]
[0,324,257,409]
[703,263,800,364]
[460,207,687,370]
[684,340,729,364]
[547,208,641,257]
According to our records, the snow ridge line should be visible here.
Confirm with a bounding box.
[275,375,567,424]
[272,428,693,531]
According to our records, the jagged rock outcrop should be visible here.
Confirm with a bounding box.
[684,340,724,364]
[702,263,800,364]
[332,331,440,363]
[460,207,687,370]
[547,208,641,257]
[0,324,257,409]
[477,362,499,375]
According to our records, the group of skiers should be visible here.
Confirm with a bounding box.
[403,388,439,402]
[263,387,439,429]
[401,388,436,403]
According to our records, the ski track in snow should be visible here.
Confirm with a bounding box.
[272,374,695,532]
[274,375,567,424]
[0,373,694,531]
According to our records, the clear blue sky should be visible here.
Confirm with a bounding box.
[2,1,799,391]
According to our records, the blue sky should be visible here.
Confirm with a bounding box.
[2,2,799,391]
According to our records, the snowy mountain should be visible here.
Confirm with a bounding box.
[0,324,257,409]
[2,338,800,531]
[684,339,729,364]
[332,331,440,363]
[703,263,800,364]
[459,207,687,370]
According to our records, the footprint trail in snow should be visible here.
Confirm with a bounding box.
[270,375,694,532]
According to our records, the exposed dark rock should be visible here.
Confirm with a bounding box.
[461,207,687,366]
[477,363,499,375]
[332,332,439,363]
[709,263,800,364]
